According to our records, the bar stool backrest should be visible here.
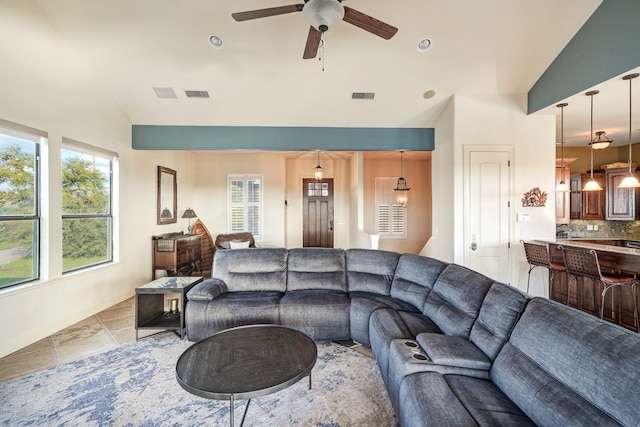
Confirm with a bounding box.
[561,247,602,281]
[522,242,551,268]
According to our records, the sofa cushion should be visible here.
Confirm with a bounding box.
[279,289,350,340]
[399,372,535,427]
[185,291,281,341]
[416,334,491,370]
[287,248,346,292]
[349,292,418,346]
[398,372,478,427]
[390,254,448,309]
[491,298,640,426]
[346,248,400,294]
[212,248,287,292]
[422,264,493,337]
[469,282,528,360]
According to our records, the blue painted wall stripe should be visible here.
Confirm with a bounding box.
[528,0,640,114]
[132,125,435,151]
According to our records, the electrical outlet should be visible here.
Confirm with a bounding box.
[594,224,599,231]
[587,224,594,231]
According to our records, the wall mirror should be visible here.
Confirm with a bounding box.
[157,166,177,225]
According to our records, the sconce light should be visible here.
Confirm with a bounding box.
[582,90,603,191]
[314,150,324,181]
[555,102,570,192]
[182,208,198,234]
[618,73,640,188]
[394,151,411,206]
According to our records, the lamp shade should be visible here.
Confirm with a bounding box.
[555,181,570,192]
[161,207,172,218]
[182,208,197,219]
[589,131,612,150]
[582,178,603,192]
[302,0,344,32]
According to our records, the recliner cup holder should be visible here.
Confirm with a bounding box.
[404,341,418,348]
[412,353,428,361]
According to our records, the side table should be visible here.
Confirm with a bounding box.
[135,276,203,340]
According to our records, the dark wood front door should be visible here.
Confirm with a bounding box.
[303,178,334,248]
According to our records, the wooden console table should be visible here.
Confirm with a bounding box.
[152,232,202,280]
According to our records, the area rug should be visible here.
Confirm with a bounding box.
[1,333,396,426]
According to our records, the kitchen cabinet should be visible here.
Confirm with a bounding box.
[570,173,582,219]
[581,172,605,220]
[605,167,637,220]
[555,164,571,224]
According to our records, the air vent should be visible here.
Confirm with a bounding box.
[351,92,375,100]
[185,90,210,99]
[153,87,177,99]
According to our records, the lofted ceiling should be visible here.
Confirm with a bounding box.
[29,0,624,147]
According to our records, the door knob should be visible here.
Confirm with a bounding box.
[329,219,334,231]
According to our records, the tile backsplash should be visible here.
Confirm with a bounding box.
[556,220,640,240]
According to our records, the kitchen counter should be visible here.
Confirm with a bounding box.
[530,238,640,332]
[537,238,640,256]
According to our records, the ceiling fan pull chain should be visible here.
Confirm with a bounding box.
[320,35,325,71]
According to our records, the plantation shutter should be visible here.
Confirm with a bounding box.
[375,177,407,238]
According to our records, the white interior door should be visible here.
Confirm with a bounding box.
[464,147,512,283]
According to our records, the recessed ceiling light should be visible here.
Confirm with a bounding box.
[208,34,224,49]
[417,38,432,53]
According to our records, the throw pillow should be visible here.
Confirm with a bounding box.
[230,240,250,249]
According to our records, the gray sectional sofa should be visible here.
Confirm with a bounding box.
[185,247,640,426]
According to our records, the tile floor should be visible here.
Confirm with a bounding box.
[0,296,159,382]
[0,296,375,383]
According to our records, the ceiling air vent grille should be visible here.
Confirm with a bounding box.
[185,90,210,99]
[351,92,375,100]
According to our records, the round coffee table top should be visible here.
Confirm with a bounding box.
[176,324,317,401]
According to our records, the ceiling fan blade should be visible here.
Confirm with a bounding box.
[342,7,398,40]
[303,26,322,59]
[232,4,304,22]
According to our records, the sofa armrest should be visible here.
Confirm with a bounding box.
[416,333,491,370]
[187,279,228,301]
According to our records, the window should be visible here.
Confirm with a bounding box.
[62,139,116,272]
[375,177,407,238]
[0,121,43,289]
[228,174,262,240]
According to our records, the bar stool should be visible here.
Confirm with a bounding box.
[521,241,566,296]
[560,246,639,332]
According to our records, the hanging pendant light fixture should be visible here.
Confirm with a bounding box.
[590,131,613,150]
[394,151,410,206]
[618,73,640,188]
[583,90,603,191]
[313,150,324,181]
[555,102,570,192]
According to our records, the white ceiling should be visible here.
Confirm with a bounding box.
[31,0,627,147]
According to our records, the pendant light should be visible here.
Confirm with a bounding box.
[618,73,640,188]
[555,102,570,192]
[394,151,410,206]
[582,90,603,191]
[313,150,324,181]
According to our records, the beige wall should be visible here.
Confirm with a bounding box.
[363,152,432,254]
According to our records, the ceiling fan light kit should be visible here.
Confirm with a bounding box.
[303,0,344,32]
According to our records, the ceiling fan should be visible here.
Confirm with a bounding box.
[232,0,398,59]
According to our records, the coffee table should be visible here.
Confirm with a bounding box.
[175,324,317,427]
